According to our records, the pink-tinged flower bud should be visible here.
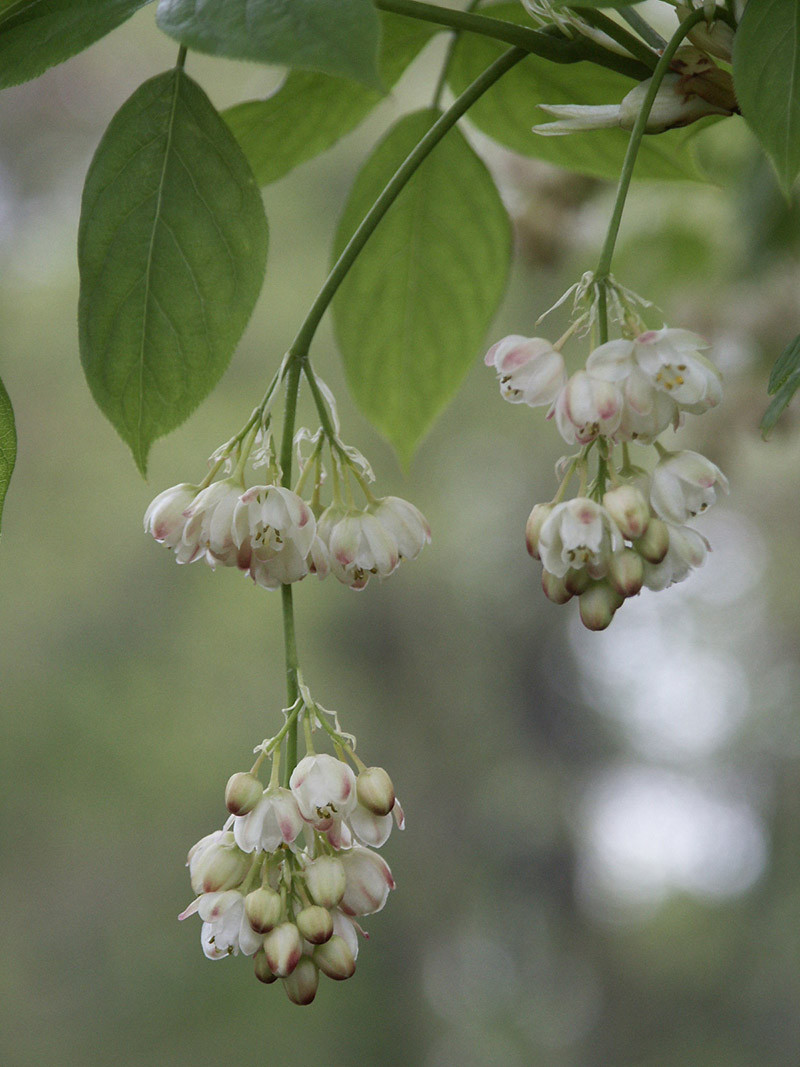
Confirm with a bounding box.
[263,922,302,977]
[356,767,395,817]
[650,450,729,526]
[608,548,644,598]
[296,905,334,945]
[340,847,395,916]
[579,581,623,631]
[253,948,277,984]
[563,567,591,596]
[143,483,198,549]
[283,955,319,1005]
[314,935,356,981]
[603,485,650,540]
[370,496,431,562]
[541,569,572,604]
[635,517,670,564]
[190,836,250,895]
[484,335,566,407]
[290,754,357,827]
[554,371,623,445]
[304,856,347,909]
[245,887,283,934]
[525,503,554,560]
[225,772,263,816]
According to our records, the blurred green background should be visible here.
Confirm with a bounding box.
[2,6,800,1066]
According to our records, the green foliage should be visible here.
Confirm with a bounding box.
[156,0,382,88]
[0,0,151,90]
[332,109,511,464]
[552,1,645,7]
[762,335,800,438]
[224,12,439,186]
[78,69,268,475]
[0,374,15,533]
[733,0,800,194]
[448,3,704,181]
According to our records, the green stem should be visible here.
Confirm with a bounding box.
[278,358,302,786]
[288,45,527,362]
[431,0,482,109]
[176,45,187,69]
[572,8,658,69]
[375,0,651,80]
[280,583,300,787]
[594,6,710,343]
[619,7,667,52]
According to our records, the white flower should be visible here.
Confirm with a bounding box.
[179,890,263,960]
[642,523,709,590]
[537,497,623,579]
[484,334,566,407]
[289,754,357,829]
[232,787,305,853]
[233,484,316,588]
[339,846,395,916]
[588,329,721,425]
[179,478,248,567]
[317,505,399,590]
[553,371,623,445]
[370,496,431,561]
[533,72,733,136]
[143,483,200,562]
[650,450,729,525]
[349,796,405,849]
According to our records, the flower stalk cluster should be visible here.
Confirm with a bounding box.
[143,382,430,593]
[180,688,403,1005]
[486,279,728,629]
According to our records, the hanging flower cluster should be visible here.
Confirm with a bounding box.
[143,397,430,592]
[180,688,403,1005]
[486,276,728,629]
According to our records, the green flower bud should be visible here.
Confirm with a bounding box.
[225,772,263,816]
[296,905,334,945]
[579,582,621,631]
[245,887,283,934]
[356,767,395,817]
[283,955,318,1006]
[304,856,347,909]
[253,949,276,985]
[608,548,644,598]
[264,922,302,978]
[314,935,356,981]
[563,566,591,596]
[542,569,572,604]
[635,517,669,564]
[525,503,554,560]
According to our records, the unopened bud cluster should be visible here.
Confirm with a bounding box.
[486,299,728,629]
[180,699,402,1005]
[144,409,429,592]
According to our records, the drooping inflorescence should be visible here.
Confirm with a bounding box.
[180,687,403,1005]
[486,275,728,630]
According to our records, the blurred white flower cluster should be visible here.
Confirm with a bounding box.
[144,434,430,592]
[486,312,728,629]
[180,698,403,1005]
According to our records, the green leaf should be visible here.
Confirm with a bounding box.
[0,374,16,534]
[156,0,381,88]
[332,109,511,463]
[78,69,269,475]
[0,0,151,90]
[733,0,800,193]
[448,2,704,181]
[762,334,800,438]
[224,12,438,186]
[768,333,800,394]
